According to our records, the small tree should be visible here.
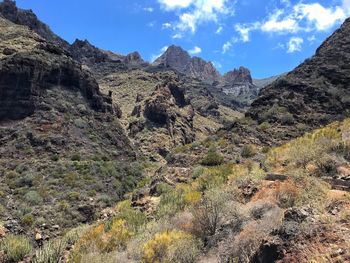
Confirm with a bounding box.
[192,189,226,238]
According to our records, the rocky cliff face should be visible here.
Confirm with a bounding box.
[0,15,140,233]
[221,67,259,108]
[186,57,221,83]
[0,18,118,121]
[0,0,70,50]
[248,17,350,131]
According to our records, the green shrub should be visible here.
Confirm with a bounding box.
[50,155,60,162]
[192,166,205,179]
[33,240,66,263]
[201,147,224,166]
[24,191,43,205]
[241,145,257,158]
[258,122,271,131]
[0,235,33,263]
[21,214,35,227]
[71,154,81,162]
[280,113,295,125]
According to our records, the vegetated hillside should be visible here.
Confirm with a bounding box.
[247,17,350,140]
[0,1,349,263]
[97,68,242,163]
[8,117,349,263]
[0,15,143,239]
[0,0,70,49]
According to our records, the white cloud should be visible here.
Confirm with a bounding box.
[287,37,303,53]
[233,0,350,44]
[343,0,350,14]
[235,23,259,42]
[158,0,193,9]
[294,3,346,31]
[172,33,183,39]
[222,41,232,54]
[215,26,223,34]
[189,46,202,55]
[162,22,172,29]
[143,7,154,12]
[158,0,233,33]
[261,9,298,33]
[151,46,169,62]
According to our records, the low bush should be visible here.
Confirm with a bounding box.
[21,213,35,227]
[0,235,33,263]
[33,240,66,263]
[201,147,224,166]
[24,191,43,206]
[241,145,257,158]
[314,155,338,177]
[142,230,200,263]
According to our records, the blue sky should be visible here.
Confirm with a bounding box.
[15,0,350,78]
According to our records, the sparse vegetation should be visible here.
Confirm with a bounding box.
[0,235,33,263]
[241,144,257,158]
[201,146,224,166]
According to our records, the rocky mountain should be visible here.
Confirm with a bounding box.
[152,45,222,83]
[248,17,350,134]
[0,0,70,50]
[153,45,259,108]
[0,14,141,236]
[153,45,192,74]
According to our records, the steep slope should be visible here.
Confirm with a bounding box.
[0,16,141,237]
[248,18,350,134]
[0,0,70,50]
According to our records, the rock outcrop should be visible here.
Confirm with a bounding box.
[248,17,350,131]
[186,57,221,83]
[0,18,118,120]
[221,67,260,108]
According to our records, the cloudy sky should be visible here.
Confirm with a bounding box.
[16,0,350,78]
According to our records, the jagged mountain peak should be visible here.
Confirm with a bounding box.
[153,45,191,73]
[223,66,253,84]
